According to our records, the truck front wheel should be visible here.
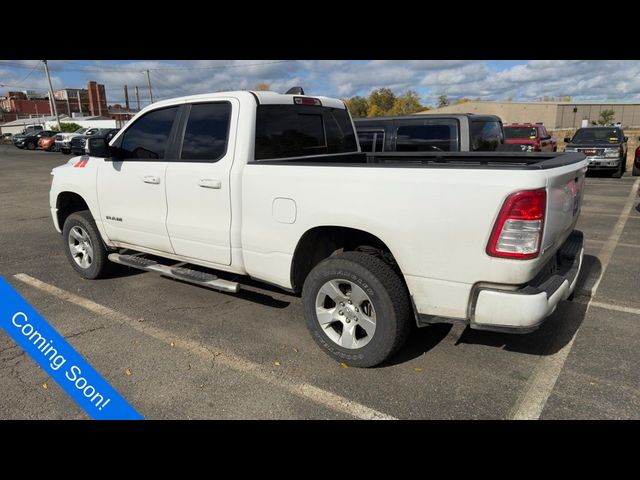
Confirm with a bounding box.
[62,210,112,279]
[302,251,412,368]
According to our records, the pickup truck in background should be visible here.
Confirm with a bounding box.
[49,90,587,367]
[55,127,100,154]
[504,123,557,152]
[564,126,628,178]
[354,114,504,152]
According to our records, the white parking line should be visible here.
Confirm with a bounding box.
[509,178,640,420]
[13,273,396,420]
[586,239,640,250]
[589,301,640,316]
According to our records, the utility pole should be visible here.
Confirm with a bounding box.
[42,60,61,130]
[144,69,154,104]
[134,86,141,111]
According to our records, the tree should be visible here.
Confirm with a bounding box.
[366,104,385,117]
[344,96,369,118]
[437,94,449,108]
[389,90,425,115]
[598,109,615,125]
[454,97,471,105]
[51,122,82,133]
[368,88,396,114]
[253,83,270,91]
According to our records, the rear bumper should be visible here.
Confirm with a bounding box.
[471,230,584,333]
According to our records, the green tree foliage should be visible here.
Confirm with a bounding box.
[598,109,615,125]
[344,96,369,118]
[368,88,396,113]
[51,122,83,133]
[389,90,424,115]
[437,94,449,108]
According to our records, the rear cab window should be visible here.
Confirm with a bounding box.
[470,120,504,151]
[254,104,357,160]
[357,130,385,152]
[395,120,459,152]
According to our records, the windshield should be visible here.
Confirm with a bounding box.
[74,128,88,134]
[505,127,538,139]
[572,128,621,144]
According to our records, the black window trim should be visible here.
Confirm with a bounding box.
[174,100,233,163]
[110,104,183,162]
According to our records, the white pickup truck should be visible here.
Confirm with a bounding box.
[49,89,588,367]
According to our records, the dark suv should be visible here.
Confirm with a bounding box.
[564,127,628,178]
[353,114,504,153]
[13,130,58,150]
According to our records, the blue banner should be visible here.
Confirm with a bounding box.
[0,276,143,420]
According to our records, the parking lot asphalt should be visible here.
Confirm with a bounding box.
[1,144,638,419]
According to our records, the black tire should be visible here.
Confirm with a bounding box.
[26,141,36,150]
[62,210,112,279]
[302,251,412,368]
[612,160,624,178]
[633,164,640,177]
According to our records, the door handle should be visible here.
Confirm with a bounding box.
[199,179,222,189]
[142,175,160,184]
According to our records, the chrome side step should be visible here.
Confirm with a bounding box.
[108,253,240,293]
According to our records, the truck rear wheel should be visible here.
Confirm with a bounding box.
[62,210,112,279]
[633,164,640,176]
[302,251,412,368]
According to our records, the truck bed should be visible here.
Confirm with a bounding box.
[254,151,586,170]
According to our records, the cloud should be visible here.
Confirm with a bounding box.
[3,60,640,108]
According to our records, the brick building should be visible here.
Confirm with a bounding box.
[87,81,108,117]
[53,88,91,116]
[1,80,109,122]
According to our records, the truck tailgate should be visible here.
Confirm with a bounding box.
[542,159,588,256]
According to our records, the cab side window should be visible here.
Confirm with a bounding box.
[120,106,179,159]
[180,103,231,162]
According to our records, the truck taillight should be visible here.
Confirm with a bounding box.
[487,189,546,260]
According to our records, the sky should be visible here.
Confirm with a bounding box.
[2,60,640,109]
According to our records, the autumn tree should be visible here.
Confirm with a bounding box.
[437,94,449,108]
[344,96,369,118]
[598,109,615,125]
[368,88,396,114]
[254,83,270,91]
[389,90,425,115]
[366,104,385,117]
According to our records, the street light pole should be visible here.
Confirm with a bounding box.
[42,60,61,130]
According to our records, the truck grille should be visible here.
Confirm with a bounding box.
[578,148,604,156]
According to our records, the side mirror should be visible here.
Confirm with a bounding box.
[86,137,111,158]
[623,136,628,142]
[564,137,571,143]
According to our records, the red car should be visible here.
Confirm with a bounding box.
[504,123,557,152]
[633,139,640,176]
[38,135,56,151]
